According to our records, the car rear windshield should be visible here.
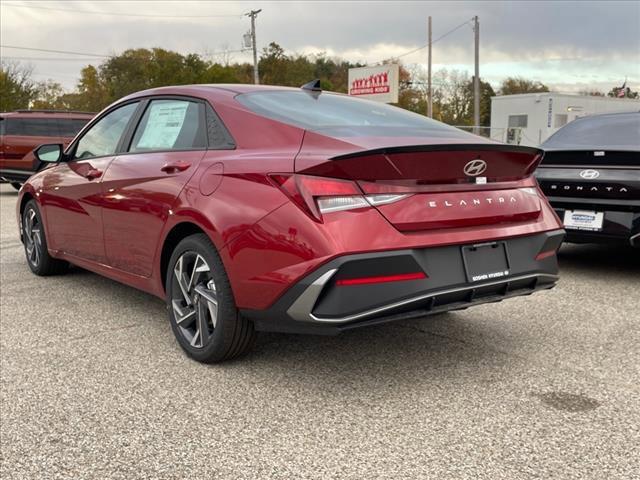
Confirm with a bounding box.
[236,90,471,139]
[542,113,640,150]
[1,117,89,137]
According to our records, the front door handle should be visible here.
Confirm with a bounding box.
[161,161,191,173]
[85,168,103,180]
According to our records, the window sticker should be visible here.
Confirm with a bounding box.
[136,101,188,149]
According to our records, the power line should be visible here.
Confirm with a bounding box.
[1,45,250,61]
[1,2,244,19]
[1,56,103,62]
[371,18,473,66]
[201,49,248,57]
[1,45,110,58]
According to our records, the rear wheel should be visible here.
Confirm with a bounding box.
[167,233,256,363]
[22,200,68,276]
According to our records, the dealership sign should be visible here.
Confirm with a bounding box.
[348,64,399,103]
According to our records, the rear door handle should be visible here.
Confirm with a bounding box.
[161,161,191,173]
[85,168,102,180]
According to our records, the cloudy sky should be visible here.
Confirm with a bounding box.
[1,0,639,93]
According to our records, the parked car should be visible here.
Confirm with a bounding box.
[0,110,94,189]
[536,112,640,247]
[17,84,564,363]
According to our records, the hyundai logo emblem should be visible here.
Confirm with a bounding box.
[579,169,600,179]
[463,159,487,177]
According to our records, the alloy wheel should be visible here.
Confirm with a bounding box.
[24,208,42,268]
[171,252,218,349]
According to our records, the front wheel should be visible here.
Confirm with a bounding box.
[166,233,256,363]
[22,200,68,276]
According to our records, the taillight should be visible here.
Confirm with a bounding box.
[270,174,411,221]
[365,193,412,206]
[316,196,369,214]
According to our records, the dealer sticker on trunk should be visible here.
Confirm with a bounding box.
[563,210,604,231]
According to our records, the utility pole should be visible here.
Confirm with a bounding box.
[246,9,262,84]
[473,15,480,135]
[427,16,432,118]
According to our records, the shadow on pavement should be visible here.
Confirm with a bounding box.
[558,243,640,273]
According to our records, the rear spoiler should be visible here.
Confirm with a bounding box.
[331,143,542,161]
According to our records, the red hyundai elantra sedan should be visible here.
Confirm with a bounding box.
[17,83,564,363]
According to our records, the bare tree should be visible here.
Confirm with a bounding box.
[0,61,37,111]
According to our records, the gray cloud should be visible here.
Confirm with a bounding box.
[1,0,638,91]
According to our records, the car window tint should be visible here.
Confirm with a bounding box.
[205,103,235,150]
[58,118,89,137]
[4,118,60,136]
[542,112,640,150]
[236,90,472,139]
[74,103,138,160]
[129,100,206,152]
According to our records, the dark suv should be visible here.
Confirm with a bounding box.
[0,110,94,189]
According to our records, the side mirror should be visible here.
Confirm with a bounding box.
[35,144,63,163]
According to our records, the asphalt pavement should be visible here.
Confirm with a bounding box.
[1,183,638,479]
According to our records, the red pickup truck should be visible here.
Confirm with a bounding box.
[0,110,94,189]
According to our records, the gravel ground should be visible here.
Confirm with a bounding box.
[1,183,638,479]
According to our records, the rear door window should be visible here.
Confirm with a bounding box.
[58,118,90,137]
[4,118,60,137]
[129,99,206,152]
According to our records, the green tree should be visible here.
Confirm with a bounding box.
[0,62,38,111]
[258,42,290,85]
[499,77,549,95]
[464,77,495,126]
[258,42,358,90]
[31,80,67,109]
[578,89,605,97]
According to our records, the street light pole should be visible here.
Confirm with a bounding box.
[473,15,480,134]
[246,9,262,85]
[427,16,432,118]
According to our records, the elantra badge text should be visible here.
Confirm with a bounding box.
[428,196,518,208]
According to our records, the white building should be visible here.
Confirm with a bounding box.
[490,93,639,147]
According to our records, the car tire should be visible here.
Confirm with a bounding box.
[10,182,22,191]
[22,200,69,276]
[166,233,256,363]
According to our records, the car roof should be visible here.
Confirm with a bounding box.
[572,111,640,122]
[119,83,334,103]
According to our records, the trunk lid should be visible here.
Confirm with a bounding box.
[295,131,544,231]
[536,149,640,202]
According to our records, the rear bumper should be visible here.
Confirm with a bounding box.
[547,198,640,247]
[242,229,564,334]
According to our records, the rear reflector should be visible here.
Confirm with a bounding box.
[335,272,427,286]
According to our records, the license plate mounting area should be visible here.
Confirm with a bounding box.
[461,242,511,283]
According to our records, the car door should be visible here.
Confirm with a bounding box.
[101,97,209,277]
[40,102,141,263]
